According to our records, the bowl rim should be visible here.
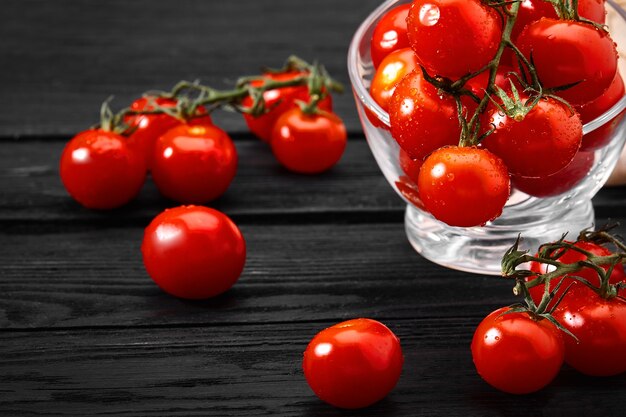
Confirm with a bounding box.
[347,0,626,135]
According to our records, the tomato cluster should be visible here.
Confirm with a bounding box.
[472,230,626,394]
[370,0,622,227]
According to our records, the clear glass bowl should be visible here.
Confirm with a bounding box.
[348,0,626,275]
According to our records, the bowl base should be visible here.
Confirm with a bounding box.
[404,201,595,276]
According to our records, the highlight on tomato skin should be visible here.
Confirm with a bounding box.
[59,129,147,210]
[141,205,246,300]
[302,318,404,409]
[370,48,419,113]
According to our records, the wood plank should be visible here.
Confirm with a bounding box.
[1,322,624,416]
[0,0,381,137]
[0,139,401,223]
[1,139,625,223]
[2,221,626,330]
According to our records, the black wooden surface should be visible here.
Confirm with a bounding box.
[2,1,626,416]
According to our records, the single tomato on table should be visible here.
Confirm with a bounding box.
[242,71,332,142]
[270,108,347,174]
[471,307,564,394]
[60,129,146,210]
[151,121,237,204]
[141,205,246,299]
[303,318,403,409]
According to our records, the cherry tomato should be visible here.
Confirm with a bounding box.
[406,0,502,78]
[511,0,605,40]
[125,96,212,169]
[270,108,346,174]
[465,65,521,99]
[418,146,510,227]
[151,122,237,204]
[471,307,564,394]
[303,318,403,409]
[576,72,625,151]
[399,148,422,183]
[516,19,617,105]
[481,97,582,178]
[553,284,626,376]
[512,151,594,197]
[388,70,463,161]
[370,48,419,113]
[60,129,146,210]
[242,72,333,142]
[527,240,626,306]
[141,205,246,299]
[370,4,411,68]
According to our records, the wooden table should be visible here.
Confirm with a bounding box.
[2,1,625,415]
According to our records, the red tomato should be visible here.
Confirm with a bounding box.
[270,108,347,174]
[151,122,237,204]
[406,0,502,78]
[60,129,146,210]
[418,146,510,227]
[527,241,626,306]
[370,48,419,113]
[370,4,411,68]
[471,307,564,394]
[242,72,333,142]
[399,148,422,183]
[511,0,605,40]
[125,96,212,169]
[512,151,594,197]
[516,19,617,105]
[465,66,521,99]
[388,70,462,161]
[553,284,626,376]
[141,205,246,299]
[577,72,625,151]
[481,97,583,178]
[303,318,403,409]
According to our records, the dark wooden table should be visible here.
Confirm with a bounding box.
[2,1,626,416]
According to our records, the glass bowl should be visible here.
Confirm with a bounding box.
[348,0,626,275]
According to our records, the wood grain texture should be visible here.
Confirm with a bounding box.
[1,323,625,416]
[0,0,381,137]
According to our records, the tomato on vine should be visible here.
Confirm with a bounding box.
[303,318,403,409]
[242,71,332,142]
[481,96,583,178]
[370,4,411,69]
[527,240,626,306]
[151,121,237,204]
[270,107,346,174]
[125,96,212,169]
[471,307,564,394]
[417,146,510,227]
[553,283,626,376]
[388,70,463,161]
[516,18,617,105]
[141,205,246,299]
[406,0,502,78]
